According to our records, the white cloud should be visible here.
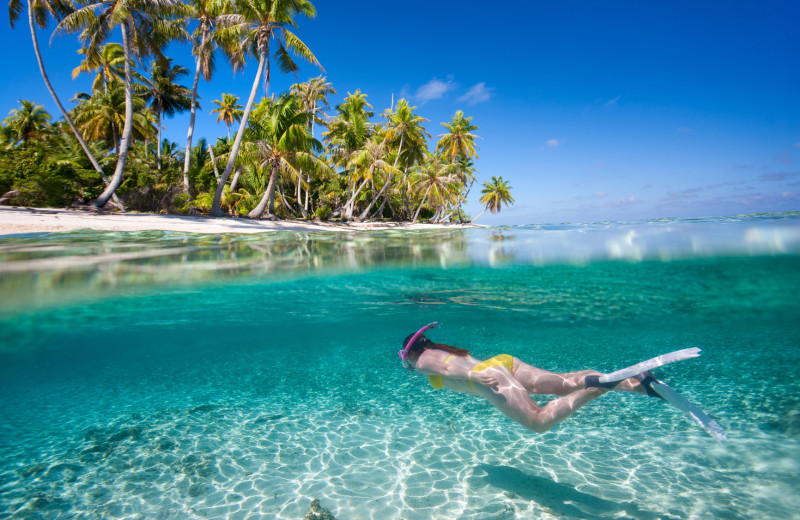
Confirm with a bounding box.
[399,84,411,100]
[415,77,458,104]
[458,82,494,105]
[677,127,693,133]
[603,95,621,108]
[545,139,561,148]
[594,192,608,197]
[793,143,800,148]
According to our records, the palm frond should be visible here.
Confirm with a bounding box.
[274,43,298,75]
[9,0,24,28]
[281,29,322,70]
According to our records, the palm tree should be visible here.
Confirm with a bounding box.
[473,175,514,223]
[440,156,477,222]
[182,0,231,193]
[208,0,322,217]
[185,136,209,182]
[350,138,401,220]
[382,98,429,218]
[3,100,52,146]
[72,42,125,94]
[410,153,459,222]
[143,58,192,171]
[435,110,479,162]
[158,138,180,169]
[323,90,374,218]
[72,84,157,153]
[210,93,243,139]
[436,111,480,222]
[291,76,334,216]
[291,76,334,139]
[9,0,123,204]
[238,94,328,218]
[56,0,188,208]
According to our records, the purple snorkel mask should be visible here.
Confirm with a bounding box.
[399,322,439,369]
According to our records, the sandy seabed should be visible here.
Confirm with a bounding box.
[0,207,476,235]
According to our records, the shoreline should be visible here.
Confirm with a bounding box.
[0,206,478,235]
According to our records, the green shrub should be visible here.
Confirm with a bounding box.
[0,148,102,207]
[192,192,214,212]
[172,192,191,213]
[314,205,332,220]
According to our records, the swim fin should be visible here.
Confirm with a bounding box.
[587,348,726,441]
[597,348,701,384]
[648,375,728,442]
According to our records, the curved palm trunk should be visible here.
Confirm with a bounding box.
[210,50,266,217]
[360,176,391,219]
[302,100,317,215]
[28,2,123,208]
[156,110,162,170]
[412,186,432,222]
[344,177,370,220]
[373,185,392,218]
[182,35,205,193]
[443,178,474,223]
[470,206,489,223]
[295,173,308,219]
[93,22,135,209]
[208,144,220,179]
[229,166,242,192]
[401,171,411,219]
[365,133,404,220]
[268,178,277,215]
[248,164,277,218]
[276,181,301,216]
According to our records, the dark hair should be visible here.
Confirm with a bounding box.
[402,333,470,358]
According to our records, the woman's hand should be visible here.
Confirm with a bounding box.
[470,371,500,391]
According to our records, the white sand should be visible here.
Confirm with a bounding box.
[0,206,476,235]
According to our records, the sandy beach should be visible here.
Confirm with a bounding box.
[0,206,476,235]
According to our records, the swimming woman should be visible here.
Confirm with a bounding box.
[399,323,651,433]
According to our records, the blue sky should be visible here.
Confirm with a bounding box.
[1,0,798,224]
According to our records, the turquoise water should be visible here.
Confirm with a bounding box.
[1,214,799,519]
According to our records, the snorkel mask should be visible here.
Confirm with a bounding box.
[398,322,439,369]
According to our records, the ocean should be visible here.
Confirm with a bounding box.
[1,213,799,519]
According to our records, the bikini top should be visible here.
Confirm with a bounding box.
[427,355,454,389]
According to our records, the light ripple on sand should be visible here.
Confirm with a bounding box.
[2,395,798,520]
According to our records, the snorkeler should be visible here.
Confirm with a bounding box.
[399,323,725,439]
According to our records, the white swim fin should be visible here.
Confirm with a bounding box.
[649,378,728,442]
[598,348,702,384]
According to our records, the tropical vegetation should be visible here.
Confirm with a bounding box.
[473,176,515,222]
[2,0,512,222]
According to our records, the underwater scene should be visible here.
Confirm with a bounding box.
[1,213,799,520]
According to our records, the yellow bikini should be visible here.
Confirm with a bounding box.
[428,354,515,390]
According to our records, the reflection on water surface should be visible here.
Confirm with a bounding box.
[0,213,798,312]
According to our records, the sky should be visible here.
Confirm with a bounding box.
[1,0,798,224]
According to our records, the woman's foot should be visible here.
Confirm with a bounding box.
[583,374,617,390]
[635,371,665,399]
[584,373,655,395]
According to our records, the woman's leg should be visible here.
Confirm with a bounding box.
[475,367,609,433]
[512,358,645,396]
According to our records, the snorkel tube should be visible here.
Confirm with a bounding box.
[398,322,439,369]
